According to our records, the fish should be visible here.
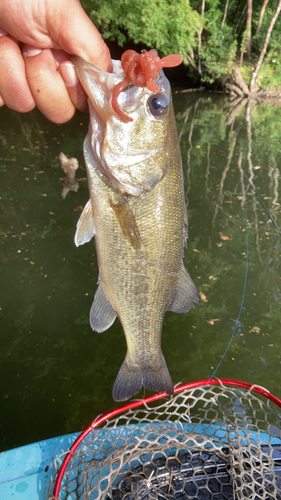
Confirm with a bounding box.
[72,50,199,402]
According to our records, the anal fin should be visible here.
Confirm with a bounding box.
[168,264,199,313]
[110,197,140,250]
[90,284,117,332]
[75,199,95,247]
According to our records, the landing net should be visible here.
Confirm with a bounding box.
[49,379,281,500]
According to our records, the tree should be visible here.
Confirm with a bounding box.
[221,0,230,30]
[255,0,270,36]
[250,0,281,91]
[246,0,253,57]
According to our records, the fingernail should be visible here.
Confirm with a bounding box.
[0,28,8,36]
[59,63,78,87]
[23,45,42,57]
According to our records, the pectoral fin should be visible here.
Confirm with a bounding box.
[90,284,117,332]
[75,199,95,247]
[110,197,140,250]
[168,264,199,313]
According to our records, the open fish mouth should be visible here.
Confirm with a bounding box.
[72,56,171,196]
[72,56,124,124]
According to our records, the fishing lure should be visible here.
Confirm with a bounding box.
[112,49,183,122]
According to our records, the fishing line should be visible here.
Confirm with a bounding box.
[207,167,281,382]
[207,168,249,381]
[242,169,281,250]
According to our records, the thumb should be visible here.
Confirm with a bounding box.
[49,0,112,72]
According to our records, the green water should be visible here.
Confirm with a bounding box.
[1,94,281,452]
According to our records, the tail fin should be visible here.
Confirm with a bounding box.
[112,355,174,402]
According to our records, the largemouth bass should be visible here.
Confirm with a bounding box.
[73,51,199,402]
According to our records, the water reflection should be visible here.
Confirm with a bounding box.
[0,94,281,451]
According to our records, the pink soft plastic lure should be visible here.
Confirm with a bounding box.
[112,50,183,122]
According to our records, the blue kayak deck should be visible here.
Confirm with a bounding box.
[1,425,281,499]
[0,432,80,500]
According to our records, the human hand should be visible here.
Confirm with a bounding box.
[0,0,112,123]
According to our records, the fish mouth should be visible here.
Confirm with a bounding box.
[72,56,169,196]
[72,55,123,81]
[72,56,125,123]
[72,56,164,124]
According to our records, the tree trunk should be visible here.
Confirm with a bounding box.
[228,83,244,97]
[226,98,248,126]
[236,3,247,64]
[221,0,230,29]
[246,100,253,181]
[198,0,205,75]
[212,124,240,225]
[246,0,253,57]
[255,0,270,36]
[250,0,281,91]
[233,67,249,94]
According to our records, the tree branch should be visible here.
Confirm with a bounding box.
[221,0,230,29]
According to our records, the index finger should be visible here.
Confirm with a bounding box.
[49,1,112,72]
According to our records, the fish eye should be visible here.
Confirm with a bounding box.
[148,93,169,117]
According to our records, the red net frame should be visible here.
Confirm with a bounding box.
[51,378,281,498]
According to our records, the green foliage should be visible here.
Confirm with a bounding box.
[241,54,281,90]
[239,64,253,85]
[85,0,237,82]
[80,0,281,89]
[88,0,202,60]
[252,3,281,58]
[255,61,281,90]
[199,2,237,83]
[240,26,251,55]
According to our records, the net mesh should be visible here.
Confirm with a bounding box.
[49,381,281,500]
